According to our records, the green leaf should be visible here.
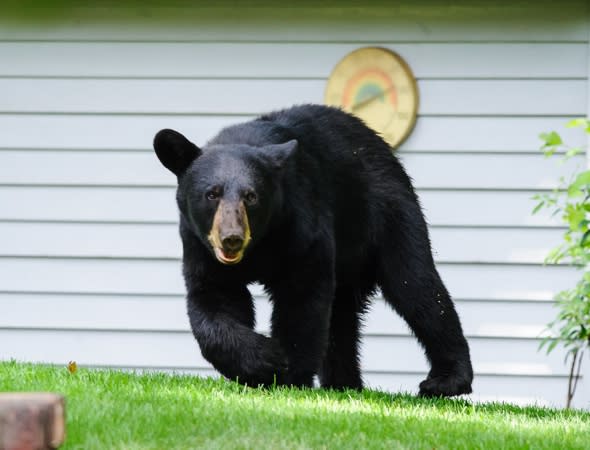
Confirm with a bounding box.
[566,118,589,129]
[540,131,562,146]
[566,210,585,230]
[532,201,545,214]
[567,171,590,197]
[545,338,559,354]
[567,188,582,198]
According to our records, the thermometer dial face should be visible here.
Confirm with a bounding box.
[324,47,419,149]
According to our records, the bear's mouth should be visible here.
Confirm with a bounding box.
[213,247,244,265]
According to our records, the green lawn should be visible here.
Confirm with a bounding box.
[1,361,589,449]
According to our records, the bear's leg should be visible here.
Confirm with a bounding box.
[318,287,365,390]
[377,226,473,397]
[268,276,334,388]
[187,284,288,387]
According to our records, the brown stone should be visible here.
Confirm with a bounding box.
[0,393,65,450]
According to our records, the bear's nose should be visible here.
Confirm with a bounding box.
[221,235,244,253]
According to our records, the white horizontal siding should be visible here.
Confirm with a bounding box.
[0,41,587,79]
[0,79,585,115]
[402,154,586,189]
[0,43,586,78]
[0,1,588,409]
[1,116,585,152]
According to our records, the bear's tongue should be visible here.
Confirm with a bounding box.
[213,246,242,264]
[222,249,237,259]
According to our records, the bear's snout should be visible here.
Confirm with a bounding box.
[207,199,252,265]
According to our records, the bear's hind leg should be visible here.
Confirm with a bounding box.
[318,287,366,390]
[376,221,473,397]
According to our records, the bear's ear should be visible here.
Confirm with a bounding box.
[265,139,298,169]
[153,129,202,176]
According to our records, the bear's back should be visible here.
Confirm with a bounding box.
[260,104,391,163]
[209,105,390,166]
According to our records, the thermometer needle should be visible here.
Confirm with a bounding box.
[351,85,396,112]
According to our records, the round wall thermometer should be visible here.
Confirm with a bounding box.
[324,47,419,149]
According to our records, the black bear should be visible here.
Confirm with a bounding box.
[153,104,473,397]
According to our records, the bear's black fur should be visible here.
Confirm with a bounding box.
[153,104,473,397]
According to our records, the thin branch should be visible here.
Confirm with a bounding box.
[566,350,578,409]
[570,349,584,401]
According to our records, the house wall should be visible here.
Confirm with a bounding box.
[0,1,589,408]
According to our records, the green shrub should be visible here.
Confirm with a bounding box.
[533,118,590,408]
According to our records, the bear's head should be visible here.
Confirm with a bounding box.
[153,129,297,265]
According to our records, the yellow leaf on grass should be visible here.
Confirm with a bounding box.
[67,361,78,374]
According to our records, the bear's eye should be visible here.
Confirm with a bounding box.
[244,191,258,205]
[205,190,219,201]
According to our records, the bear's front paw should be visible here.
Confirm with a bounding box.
[418,362,473,398]
[239,335,289,387]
